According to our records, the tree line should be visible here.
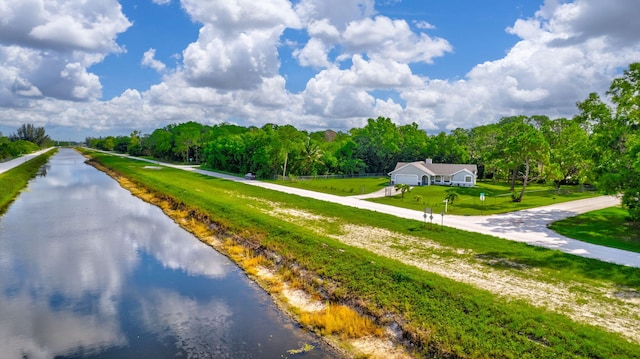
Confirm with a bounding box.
[0,124,51,161]
[86,63,640,221]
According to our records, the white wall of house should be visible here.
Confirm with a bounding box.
[451,170,475,187]
[391,164,426,185]
[390,163,476,187]
[393,174,420,185]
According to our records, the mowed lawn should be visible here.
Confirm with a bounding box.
[372,182,600,215]
[550,207,640,253]
[269,176,391,196]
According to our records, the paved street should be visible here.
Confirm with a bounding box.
[0,148,54,174]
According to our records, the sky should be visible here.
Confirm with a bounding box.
[1,0,639,141]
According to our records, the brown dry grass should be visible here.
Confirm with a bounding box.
[300,304,385,340]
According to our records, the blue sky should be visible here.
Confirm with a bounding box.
[1,0,639,141]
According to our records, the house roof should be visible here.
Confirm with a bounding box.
[390,161,477,176]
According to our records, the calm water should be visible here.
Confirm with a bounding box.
[0,148,336,358]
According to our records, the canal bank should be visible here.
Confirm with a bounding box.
[81,149,640,359]
[82,151,410,359]
[0,148,340,359]
[0,147,57,213]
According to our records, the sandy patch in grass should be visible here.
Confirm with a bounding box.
[350,337,412,359]
[264,206,640,344]
[335,224,640,343]
[271,207,332,222]
[282,288,326,312]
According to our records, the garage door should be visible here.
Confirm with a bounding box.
[395,174,418,185]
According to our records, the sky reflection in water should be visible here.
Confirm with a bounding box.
[0,148,333,358]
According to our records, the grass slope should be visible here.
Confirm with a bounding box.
[87,150,640,358]
[551,207,640,253]
[0,149,57,213]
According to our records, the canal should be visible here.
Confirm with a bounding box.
[0,148,336,358]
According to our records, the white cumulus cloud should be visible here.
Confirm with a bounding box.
[141,49,167,73]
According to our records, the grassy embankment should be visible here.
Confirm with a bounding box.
[84,150,640,358]
[0,149,57,214]
[551,207,640,253]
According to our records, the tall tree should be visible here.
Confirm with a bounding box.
[10,124,50,147]
[495,116,550,202]
[352,117,400,173]
[540,117,590,188]
[397,123,429,161]
[581,63,640,221]
[468,123,501,180]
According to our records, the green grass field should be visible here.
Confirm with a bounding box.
[273,176,598,215]
[85,149,640,358]
[268,176,390,196]
[372,181,599,215]
[550,207,640,253]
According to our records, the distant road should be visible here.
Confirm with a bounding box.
[0,148,55,174]
[93,151,640,268]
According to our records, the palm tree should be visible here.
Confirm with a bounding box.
[444,192,458,205]
[395,184,411,199]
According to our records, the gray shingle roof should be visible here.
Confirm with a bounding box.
[391,160,477,176]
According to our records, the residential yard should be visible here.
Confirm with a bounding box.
[268,176,390,196]
[550,207,640,253]
[371,181,600,215]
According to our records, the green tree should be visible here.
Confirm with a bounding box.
[398,123,430,161]
[540,117,590,188]
[128,130,143,156]
[430,131,470,164]
[394,183,411,199]
[172,122,205,163]
[468,123,501,180]
[352,117,400,173]
[333,135,365,175]
[113,136,131,153]
[10,123,50,147]
[580,63,640,221]
[147,128,174,159]
[445,191,459,205]
[102,136,116,151]
[495,116,550,202]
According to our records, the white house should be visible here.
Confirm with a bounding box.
[389,159,477,187]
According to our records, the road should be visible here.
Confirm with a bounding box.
[7,150,639,267]
[0,148,54,174]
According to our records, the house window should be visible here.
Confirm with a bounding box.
[465,175,472,183]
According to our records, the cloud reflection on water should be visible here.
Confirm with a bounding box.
[0,149,231,358]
